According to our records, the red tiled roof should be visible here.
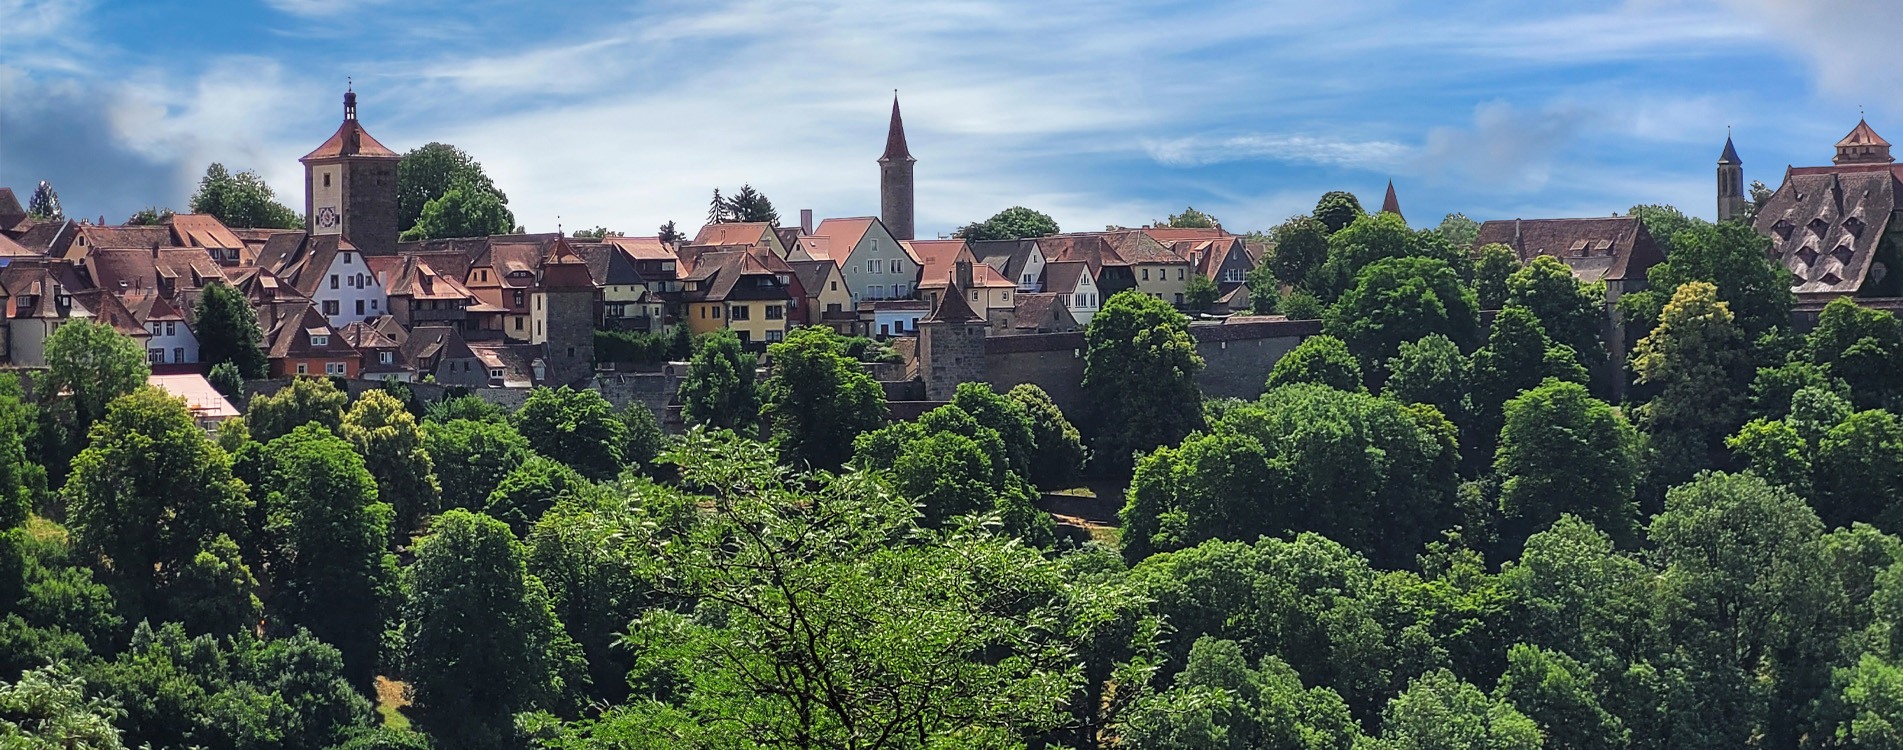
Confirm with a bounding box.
[301,116,399,161]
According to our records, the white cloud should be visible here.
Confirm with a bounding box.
[1143,133,1410,170]
[262,0,395,18]
[1717,0,1903,112]
[105,58,317,202]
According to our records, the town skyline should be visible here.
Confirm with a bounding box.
[5,0,1899,237]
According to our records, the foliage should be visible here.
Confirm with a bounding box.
[657,220,684,245]
[0,665,125,749]
[1082,291,1205,475]
[1324,256,1480,385]
[1007,384,1087,489]
[1184,274,1221,312]
[1118,637,1364,750]
[760,327,888,471]
[1493,643,1626,750]
[1624,204,1702,255]
[1268,215,1330,288]
[570,227,620,239]
[0,377,36,530]
[486,456,590,538]
[25,182,61,222]
[1472,243,1519,310]
[43,320,150,429]
[618,403,666,473]
[124,207,173,226]
[423,393,506,424]
[402,510,580,749]
[396,142,508,234]
[194,283,270,380]
[594,328,674,366]
[1267,335,1364,393]
[188,164,302,229]
[420,418,531,511]
[953,206,1060,241]
[1386,334,1468,427]
[1506,255,1605,372]
[1495,380,1641,550]
[1314,211,1457,299]
[1630,281,1754,488]
[679,329,758,431]
[1468,308,1589,468]
[400,183,515,241]
[1159,206,1219,229]
[1814,410,1903,532]
[1806,297,1903,411]
[342,391,441,540]
[1438,212,1482,248]
[513,387,626,481]
[1618,220,1791,336]
[1314,191,1364,234]
[207,363,243,403]
[1280,290,1323,320]
[1379,668,1541,750]
[708,184,780,225]
[246,377,348,443]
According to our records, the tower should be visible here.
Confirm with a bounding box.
[917,261,986,401]
[300,88,402,255]
[1717,134,1745,222]
[1834,119,1894,166]
[1379,179,1403,222]
[879,94,916,241]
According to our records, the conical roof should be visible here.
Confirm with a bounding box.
[880,94,913,163]
[922,280,982,324]
[1838,119,1891,148]
[1718,136,1741,164]
[301,90,398,161]
[1380,180,1403,221]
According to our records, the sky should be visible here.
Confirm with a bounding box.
[3,0,1901,239]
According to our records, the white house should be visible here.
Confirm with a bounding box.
[802,217,920,307]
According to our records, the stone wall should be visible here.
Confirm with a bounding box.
[1190,318,1321,400]
[983,332,1087,414]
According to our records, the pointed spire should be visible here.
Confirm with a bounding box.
[1718,134,1741,165]
[1380,180,1403,221]
[880,91,914,163]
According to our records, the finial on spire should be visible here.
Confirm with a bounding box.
[344,80,357,121]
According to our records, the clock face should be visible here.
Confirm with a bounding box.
[315,206,341,231]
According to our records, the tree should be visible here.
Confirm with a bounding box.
[0,666,126,749]
[1244,263,1281,315]
[1492,644,1626,750]
[252,424,397,687]
[952,206,1060,241]
[1268,215,1330,288]
[1630,281,1755,486]
[0,376,37,530]
[1280,290,1323,320]
[760,327,888,471]
[1507,256,1606,373]
[1386,333,1468,426]
[1267,335,1364,392]
[62,388,249,623]
[1727,417,1812,496]
[1313,191,1363,234]
[420,418,531,511]
[1083,291,1205,475]
[1496,380,1641,549]
[396,142,508,234]
[1379,669,1541,750]
[400,183,514,241]
[1472,243,1519,310]
[246,376,347,442]
[570,226,620,239]
[1007,384,1086,489]
[486,456,589,537]
[950,382,1038,479]
[1805,297,1903,410]
[42,319,150,428]
[513,386,626,480]
[25,181,61,222]
[1438,212,1482,247]
[1119,637,1365,750]
[706,188,726,224]
[403,510,572,750]
[723,184,780,224]
[1468,308,1588,466]
[188,163,302,229]
[125,207,173,225]
[1814,410,1903,531]
[1185,275,1220,312]
[679,329,758,431]
[657,220,684,245]
[1618,220,1791,336]
[206,364,243,404]
[1324,256,1480,385]
[194,283,270,380]
[424,393,506,424]
[1159,206,1218,229]
[618,402,666,473]
[1624,204,1702,255]
[342,390,441,541]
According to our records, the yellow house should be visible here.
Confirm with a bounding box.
[681,250,794,346]
[789,259,856,333]
[1111,232,1194,308]
[909,239,1016,322]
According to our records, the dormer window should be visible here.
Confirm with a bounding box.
[1797,246,1820,266]
[310,334,329,346]
[1846,216,1866,235]
[379,351,393,364]
[1833,244,1855,265]
[1773,219,1794,240]
[1809,218,1830,236]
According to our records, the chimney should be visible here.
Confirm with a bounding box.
[954,259,973,291]
[800,209,813,235]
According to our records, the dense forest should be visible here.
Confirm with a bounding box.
[9,197,1903,749]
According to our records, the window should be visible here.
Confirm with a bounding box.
[870,260,882,274]
[1023,273,1033,285]
[536,297,543,310]
[165,321,176,336]
[514,317,524,330]
[371,300,379,310]
[1224,268,1243,283]
[730,305,750,320]
[736,331,751,344]
[766,329,784,342]
[1003,292,1010,301]
[323,300,340,316]
[971,290,979,301]
[1178,268,1185,280]
[1075,293,1084,306]
[330,274,339,289]
[831,281,838,291]
[148,348,164,364]
[323,173,331,187]
[174,347,184,363]
[326,362,346,376]
[893,284,908,298]
[310,334,329,346]
[297,363,308,374]
[356,300,365,315]
[880,324,890,336]
[889,259,902,273]
[714,306,723,319]
[379,351,393,364]
[765,305,783,320]
[343,253,352,264]
[490,368,504,379]
[568,347,576,357]
[513,290,524,306]
[1174,293,1184,306]
[1142,268,1150,280]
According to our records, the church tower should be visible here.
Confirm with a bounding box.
[300,88,402,255]
[1717,135,1745,222]
[1379,179,1403,222]
[879,94,916,241]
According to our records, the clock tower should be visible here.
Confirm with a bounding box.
[300,88,402,255]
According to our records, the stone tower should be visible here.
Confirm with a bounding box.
[536,238,601,386]
[917,261,986,401]
[879,94,916,241]
[300,88,402,255]
[1717,135,1746,222]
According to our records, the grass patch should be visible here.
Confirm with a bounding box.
[375,676,411,729]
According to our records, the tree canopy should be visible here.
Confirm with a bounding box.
[187,164,302,229]
[953,206,1060,241]
[399,183,515,241]
[396,142,508,234]
[760,327,888,471]
[1083,291,1205,475]
[193,282,268,379]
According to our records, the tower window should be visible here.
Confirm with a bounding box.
[323,173,331,188]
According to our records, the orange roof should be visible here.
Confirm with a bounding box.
[1839,119,1891,148]
[164,213,245,251]
[811,217,878,260]
[147,373,241,420]
[691,222,773,247]
[301,94,399,161]
[604,235,674,260]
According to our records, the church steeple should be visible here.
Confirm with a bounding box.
[1380,180,1403,222]
[879,92,916,240]
[1718,132,1745,222]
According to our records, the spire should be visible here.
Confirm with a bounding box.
[880,92,913,163]
[1835,119,1893,165]
[1380,180,1403,221]
[344,82,357,122]
[1718,134,1741,165]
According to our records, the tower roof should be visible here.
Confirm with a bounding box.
[1838,119,1891,148]
[1834,119,1894,165]
[879,94,913,163]
[301,89,399,162]
[1380,180,1403,221]
[1718,136,1741,165]
[922,279,982,324]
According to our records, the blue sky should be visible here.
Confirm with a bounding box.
[3,0,1899,238]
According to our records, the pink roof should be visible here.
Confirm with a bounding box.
[811,217,878,261]
[147,373,241,420]
[691,222,773,247]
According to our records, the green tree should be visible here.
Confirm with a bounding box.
[1727,417,1812,497]
[402,510,573,750]
[1267,334,1364,393]
[1507,255,1605,373]
[1379,669,1541,750]
[892,431,999,526]
[1492,644,1626,750]
[1082,291,1205,475]
[1007,384,1087,489]
[1438,212,1482,247]
[1386,333,1468,427]
[949,382,1038,479]
[1472,243,1519,310]
[679,329,758,431]
[194,282,268,379]
[63,388,249,623]
[1280,290,1323,320]
[658,220,684,245]
[1630,281,1755,489]
[1748,360,1848,422]
[1806,297,1903,410]
[1119,637,1364,750]
[206,362,243,402]
[342,390,441,541]
[952,206,1060,241]
[1268,215,1330,288]
[1244,263,1281,315]
[165,533,261,638]
[42,319,150,429]
[485,456,589,537]
[1324,256,1480,384]
[124,207,173,226]
[1185,275,1220,312]
[513,386,626,481]
[1469,307,1589,466]
[723,184,780,224]
[423,393,506,424]
[246,376,347,442]
[188,163,302,229]
[570,226,620,239]
[0,666,125,749]
[396,142,508,234]
[1618,220,1791,336]
[618,402,666,473]
[1624,204,1702,255]
[760,327,888,471]
[252,424,397,687]
[1815,410,1903,531]
[1314,191,1363,234]
[400,183,515,241]
[25,182,61,222]
[1496,380,1641,549]
[1159,206,1219,229]
[421,418,531,511]
[0,376,37,530]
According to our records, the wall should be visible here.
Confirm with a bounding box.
[1192,318,1320,400]
[983,332,1087,414]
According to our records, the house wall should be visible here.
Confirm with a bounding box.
[1065,275,1101,326]
[312,251,387,327]
[143,322,199,365]
[1133,262,1193,307]
[541,289,599,386]
[721,300,790,346]
[839,225,921,306]
[6,319,55,367]
[272,355,360,378]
